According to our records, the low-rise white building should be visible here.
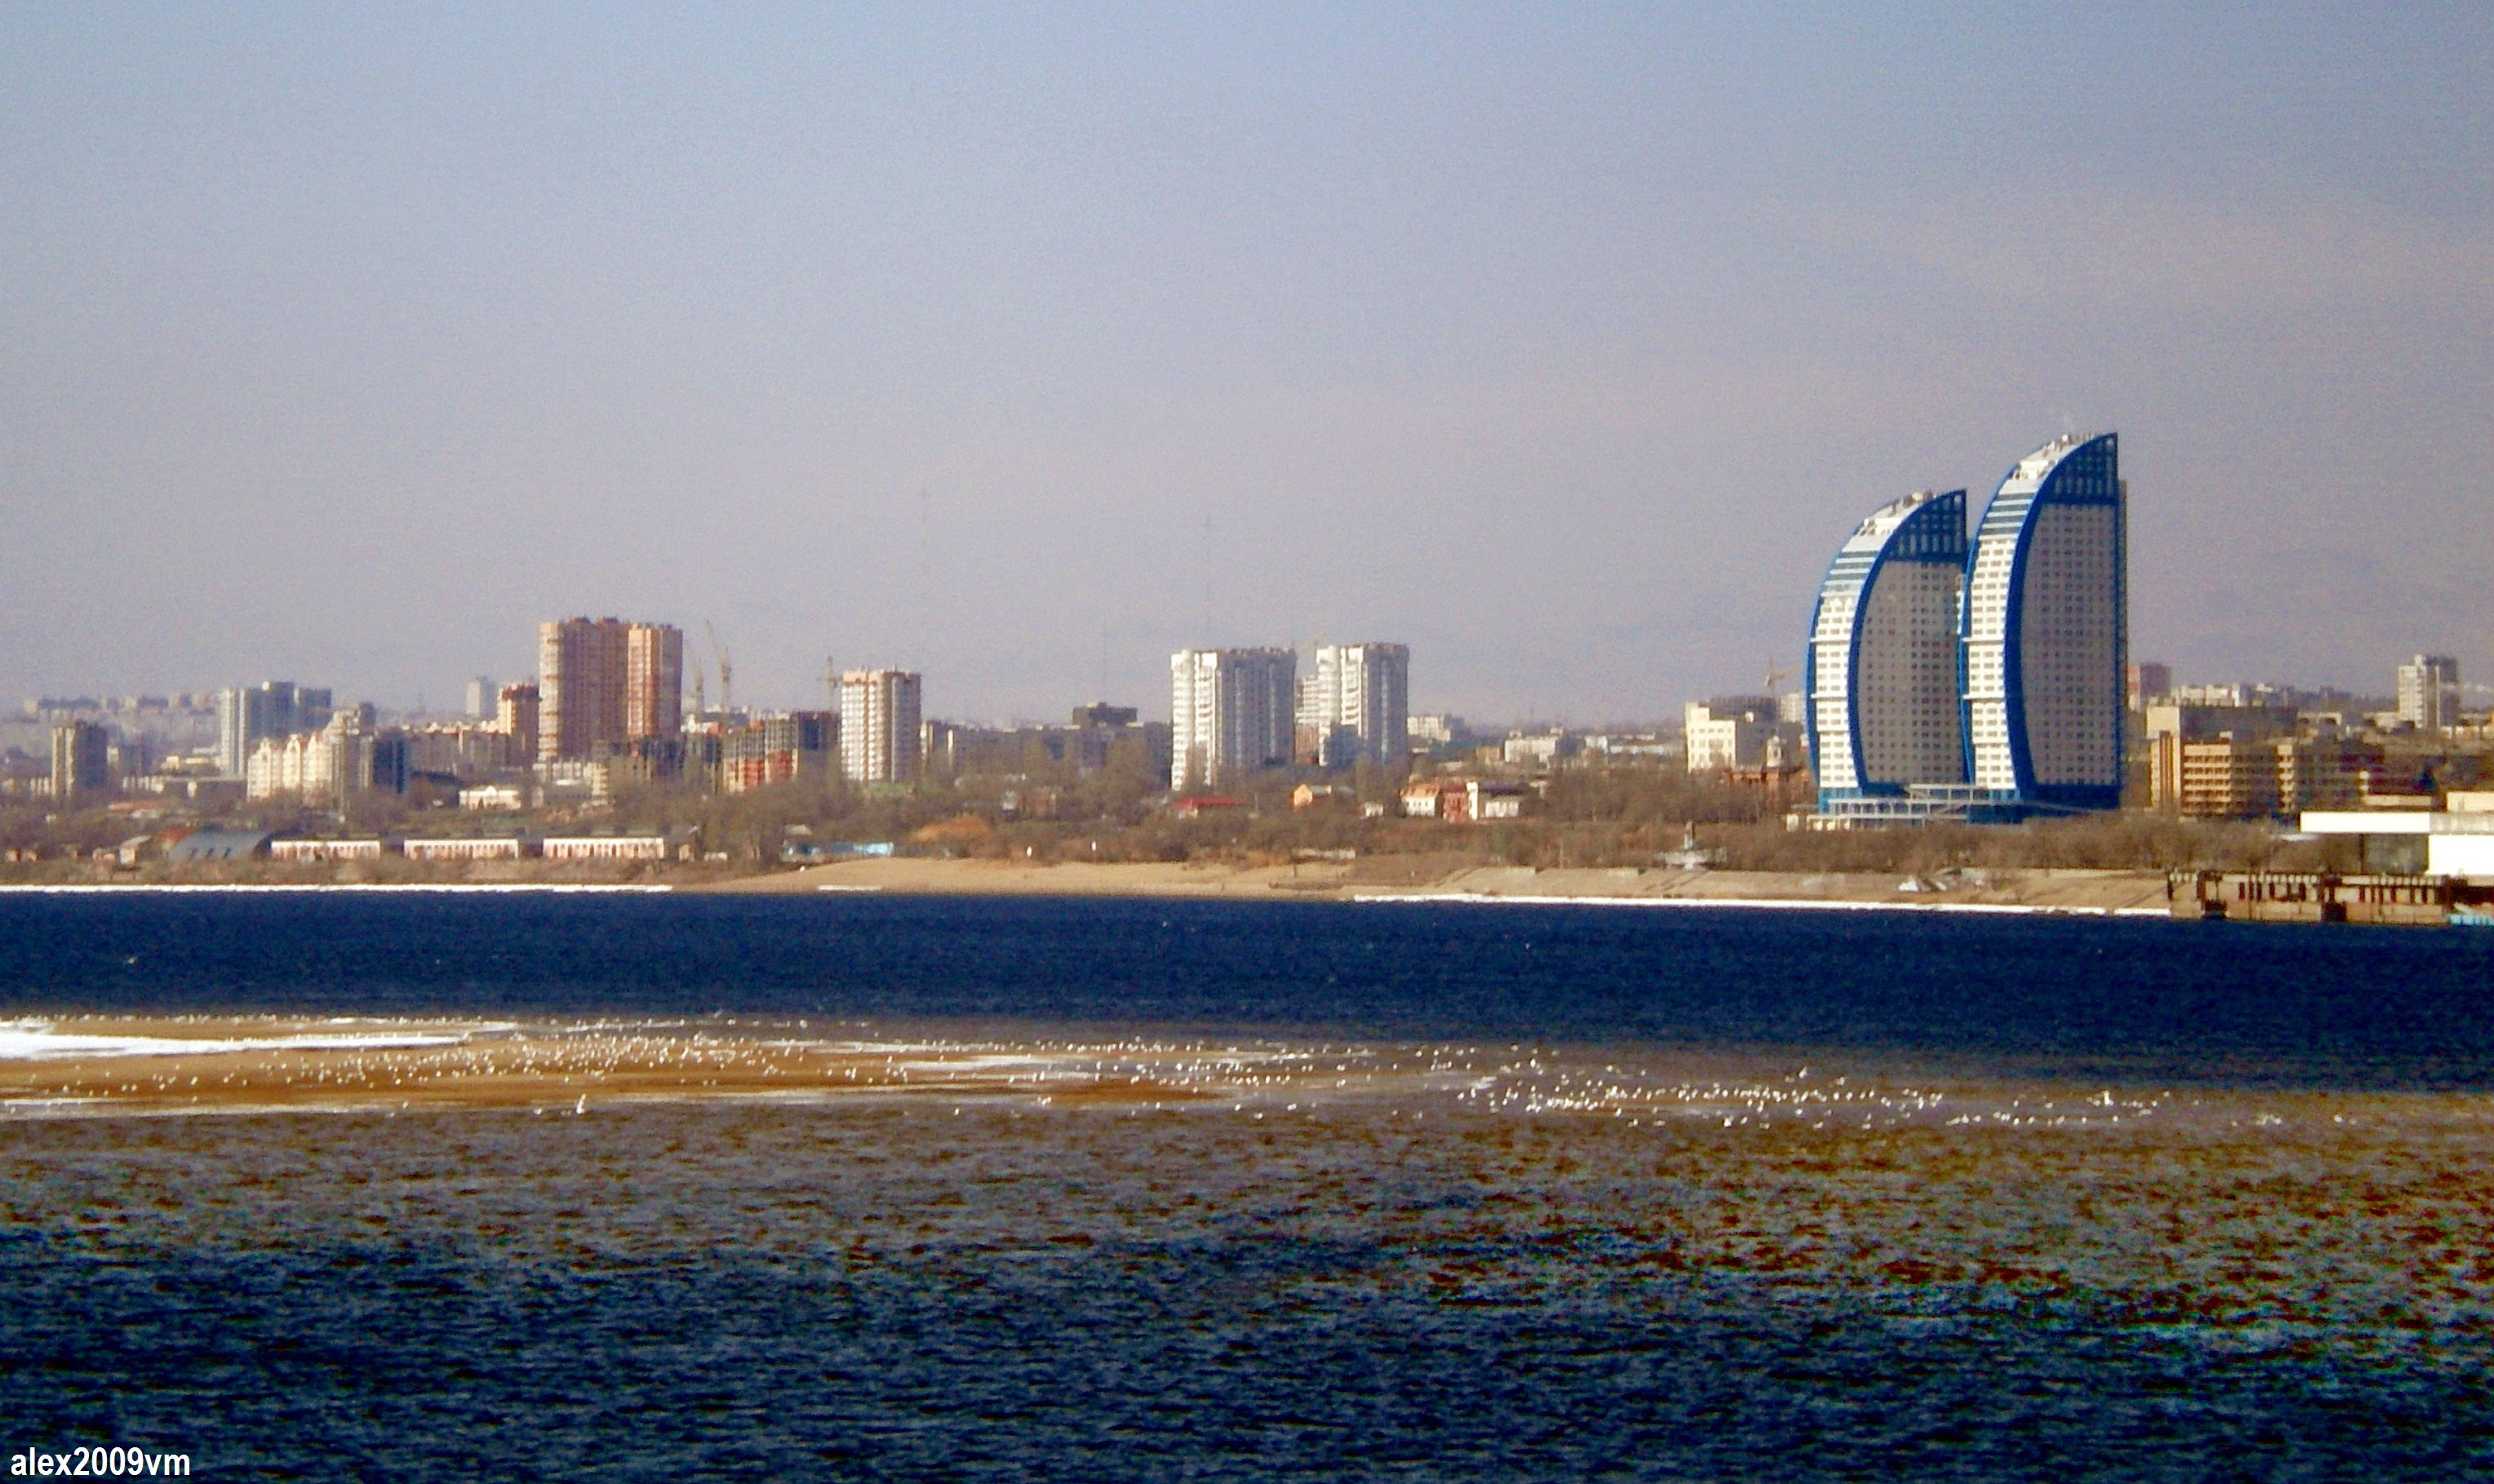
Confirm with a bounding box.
[1684,698,1799,773]
[1469,780,1527,819]
[268,838,388,862]
[1501,732,1579,770]
[2300,807,2494,879]
[402,837,530,862]
[460,784,526,812]
[1399,777,1527,822]
[541,835,668,862]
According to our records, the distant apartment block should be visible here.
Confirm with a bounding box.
[496,682,541,759]
[2175,736,2283,820]
[924,705,1171,785]
[465,676,495,720]
[2398,654,2461,731]
[539,618,682,761]
[1684,697,1798,773]
[2143,702,2296,813]
[50,720,109,802]
[1583,732,1681,764]
[539,619,623,759]
[2143,701,2385,818]
[2276,737,2386,813]
[244,715,373,803]
[719,711,837,794]
[216,680,331,777]
[1171,648,1295,789]
[840,670,922,784]
[627,625,684,744]
[1501,731,1580,770]
[2127,662,2173,711]
[390,721,531,783]
[1295,643,1409,769]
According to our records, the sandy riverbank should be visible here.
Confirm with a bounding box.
[0,857,2182,913]
[707,856,2179,914]
[0,1015,1249,1117]
[0,1013,2418,1139]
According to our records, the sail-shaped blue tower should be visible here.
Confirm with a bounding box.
[1805,489,1968,823]
[1959,432,2128,818]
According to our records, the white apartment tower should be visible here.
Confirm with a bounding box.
[1298,643,1410,769]
[2397,654,2461,731]
[840,668,922,784]
[1170,648,1296,791]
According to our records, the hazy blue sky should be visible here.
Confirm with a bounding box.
[4,4,2487,723]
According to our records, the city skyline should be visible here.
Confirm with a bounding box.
[4,8,2489,717]
[11,635,2472,737]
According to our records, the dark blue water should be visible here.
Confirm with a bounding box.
[7,893,2494,1480]
[4,892,2492,1087]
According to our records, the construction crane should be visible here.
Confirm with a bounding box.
[1764,660,1798,695]
[704,619,734,716]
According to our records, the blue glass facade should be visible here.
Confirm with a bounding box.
[1802,432,2128,828]
[1959,433,2127,820]
[1806,489,1968,819]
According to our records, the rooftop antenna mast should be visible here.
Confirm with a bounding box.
[914,489,934,671]
[703,619,733,715]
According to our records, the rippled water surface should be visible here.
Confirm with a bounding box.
[5,893,2493,1479]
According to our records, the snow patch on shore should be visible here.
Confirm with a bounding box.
[0,1020,504,1061]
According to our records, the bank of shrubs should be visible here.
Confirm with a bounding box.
[1,755,2360,882]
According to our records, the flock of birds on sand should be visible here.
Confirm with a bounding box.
[0,1013,2314,1135]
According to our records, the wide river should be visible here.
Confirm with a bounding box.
[4,892,2491,1479]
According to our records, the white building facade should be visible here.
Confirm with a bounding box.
[1684,698,1795,773]
[542,836,670,862]
[2397,654,2461,731]
[243,716,372,803]
[1170,648,1296,790]
[1298,643,1409,769]
[839,669,922,784]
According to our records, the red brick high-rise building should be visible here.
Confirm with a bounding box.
[538,618,681,761]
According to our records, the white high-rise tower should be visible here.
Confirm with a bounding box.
[1298,643,1410,769]
[839,669,922,784]
[1170,648,1295,791]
